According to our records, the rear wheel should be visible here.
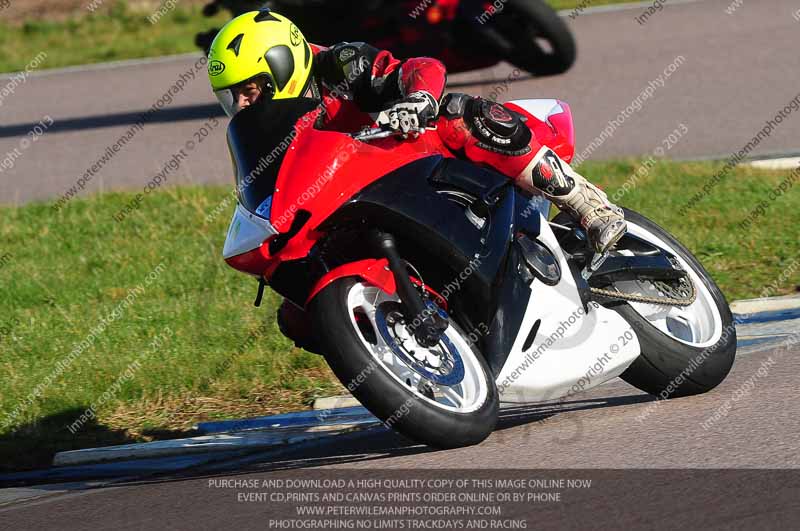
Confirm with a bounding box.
[310,278,498,448]
[554,209,736,398]
[613,210,736,397]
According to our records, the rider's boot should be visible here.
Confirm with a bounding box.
[435,94,626,253]
[516,147,627,253]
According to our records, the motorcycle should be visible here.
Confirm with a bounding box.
[222,97,736,448]
[196,0,576,77]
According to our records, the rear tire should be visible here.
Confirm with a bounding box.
[310,277,498,448]
[611,210,736,397]
[554,209,736,398]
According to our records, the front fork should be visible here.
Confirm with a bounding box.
[370,230,449,348]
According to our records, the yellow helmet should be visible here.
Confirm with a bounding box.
[208,10,314,116]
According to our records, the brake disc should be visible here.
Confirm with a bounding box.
[375,302,465,386]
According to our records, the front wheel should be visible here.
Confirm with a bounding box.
[310,278,498,448]
[480,0,577,76]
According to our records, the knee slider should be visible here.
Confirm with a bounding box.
[465,98,532,156]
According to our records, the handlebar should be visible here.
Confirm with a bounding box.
[351,128,398,142]
[351,126,436,142]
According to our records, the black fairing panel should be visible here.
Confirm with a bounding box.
[320,156,536,375]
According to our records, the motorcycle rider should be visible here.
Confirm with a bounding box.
[207,10,627,348]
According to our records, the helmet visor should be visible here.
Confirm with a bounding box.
[215,75,274,118]
[215,88,238,118]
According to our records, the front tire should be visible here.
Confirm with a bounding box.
[310,278,498,448]
[484,0,577,76]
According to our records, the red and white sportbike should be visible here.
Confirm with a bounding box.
[222,98,736,448]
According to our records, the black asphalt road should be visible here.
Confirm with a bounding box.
[2,0,800,206]
[1,343,798,528]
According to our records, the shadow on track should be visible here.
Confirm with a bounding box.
[0,74,533,139]
[0,104,225,138]
[114,393,654,488]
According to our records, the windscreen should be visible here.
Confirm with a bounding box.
[226,97,320,217]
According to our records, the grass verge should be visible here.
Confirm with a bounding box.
[548,0,633,10]
[1,160,798,471]
[0,1,227,73]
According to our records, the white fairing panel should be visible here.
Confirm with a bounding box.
[509,99,564,124]
[496,217,641,403]
[222,203,278,260]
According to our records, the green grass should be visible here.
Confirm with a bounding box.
[0,186,342,471]
[0,160,797,471]
[0,0,635,74]
[582,159,800,301]
[548,0,631,10]
[0,1,229,73]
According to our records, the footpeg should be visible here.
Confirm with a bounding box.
[582,251,610,280]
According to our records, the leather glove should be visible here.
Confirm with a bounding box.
[376,91,439,138]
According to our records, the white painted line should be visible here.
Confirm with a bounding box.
[0,52,204,81]
[52,424,373,467]
[313,395,361,410]
[0,487,70,506]
[747,157,800,171]
[731,294,800,315]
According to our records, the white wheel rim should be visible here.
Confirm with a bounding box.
[345,282,489,413]
[612,223,724,348]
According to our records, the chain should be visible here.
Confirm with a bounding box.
[589,276,697,307]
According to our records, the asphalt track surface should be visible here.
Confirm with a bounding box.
[2,0,800,206]
[2,341,799,528]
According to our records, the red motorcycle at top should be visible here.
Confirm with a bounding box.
[222,97,736,448]
[197,0,576,76]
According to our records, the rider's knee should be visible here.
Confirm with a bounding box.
[440,94,533,156]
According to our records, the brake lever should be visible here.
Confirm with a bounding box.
[351,129,396,142]
[352,126,436,142]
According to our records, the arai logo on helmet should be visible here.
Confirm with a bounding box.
[208,60,226,76]
[289,24,301,47]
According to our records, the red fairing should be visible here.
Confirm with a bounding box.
[305,260,449,309]
[266,111,455,273]
[224,245,276,277]
[505,101,575,164]
[318,97,376,133]
[306,259,397,304]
